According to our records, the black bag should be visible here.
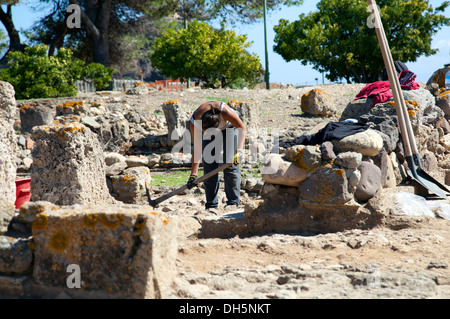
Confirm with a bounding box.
[380,61,408,81]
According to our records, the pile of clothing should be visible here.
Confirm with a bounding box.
[355,70,420,106]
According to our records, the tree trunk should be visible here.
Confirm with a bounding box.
[93,32,110,67]
[69,0,112,67]
[0,4,26,68]
[89,0,111,67]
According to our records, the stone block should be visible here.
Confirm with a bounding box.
[0,106,17,205]
[320,141,336,160]
[0,81,17,204]
[110,167,151,204]
[19,102,55,133]
[0,81,16,125]
[32,205,177,299]
[285,145,322,172]
[355,161,382,202]
[261,154,308,187]
[161,100,190,148]
[31,123,116,206]
[55,101,88,116]
[427,66,450,88]
[0,236,33,275]
[301,89,337,117]
[199,198,376,239]
[437,91,450,116]
[335,151,362,169]
[340,97,374,121]
[299,168,352,204]
[228,100,260,131]
[0,197,15,235]
[0,275,29,297]
[333,129,384,157]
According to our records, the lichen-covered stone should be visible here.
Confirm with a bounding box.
[0,82,17,205]
[32,205,177,299]
[301,89,337,117]
[31,122,116,205]
[285,145,322,172]
[228,100,260,131]
[437,90,450,116]
[110,166,151,204]
[298,168,352,204]
[19,102,55,133]
[427,66,450,88]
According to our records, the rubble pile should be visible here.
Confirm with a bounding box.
[200,76,450,238]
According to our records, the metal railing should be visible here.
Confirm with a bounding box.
[76,79,194,93]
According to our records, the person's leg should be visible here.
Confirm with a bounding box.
[202,132,221,209]
[222,128,241,206]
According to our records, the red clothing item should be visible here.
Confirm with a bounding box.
[355,70,420,106]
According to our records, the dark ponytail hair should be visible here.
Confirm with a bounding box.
[201,105,221,131]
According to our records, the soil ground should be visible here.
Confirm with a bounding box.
[82,83,450,299]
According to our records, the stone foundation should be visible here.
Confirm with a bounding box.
[1,203,177,299]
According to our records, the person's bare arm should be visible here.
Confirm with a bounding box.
[221,105,247,150]
[190,120,202,176]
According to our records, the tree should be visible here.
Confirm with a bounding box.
[176,0,303,25]
[31,0,178,67]
[273,0,450,83]
[150,20,264,88]
[28,1,177,80]
[0,44,114,99]
[0,0,26,67]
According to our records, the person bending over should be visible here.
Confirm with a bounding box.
[187,101,247,212]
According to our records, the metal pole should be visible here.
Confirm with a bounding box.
[264,0,270,90]
[184,6,191,89]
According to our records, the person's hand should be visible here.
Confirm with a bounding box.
[233,149,243,166]
[186,175,197,189]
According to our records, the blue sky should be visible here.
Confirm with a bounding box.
[4,0,450,85]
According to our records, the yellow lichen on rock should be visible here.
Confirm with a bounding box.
[32,213,48,231]
[82,213,99,229]
[163,99,181,105]
[49,231,69,252]
[56,122,86,139]
[100,213,124,229]
[19,102,37,112]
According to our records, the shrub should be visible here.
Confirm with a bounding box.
[150,20,263,89]
[0,44,114,100]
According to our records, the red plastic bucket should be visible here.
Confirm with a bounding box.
[15,178,31,209]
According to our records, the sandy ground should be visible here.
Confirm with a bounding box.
[117,83,450,299]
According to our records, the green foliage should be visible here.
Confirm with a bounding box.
[0,44,114,100]
[176,0,303,24]
[273,0,450,83]
[0,28,8,57]
[150,20,264,88]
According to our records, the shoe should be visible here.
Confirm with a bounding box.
[223,204,240,212]
[206,207,219,215]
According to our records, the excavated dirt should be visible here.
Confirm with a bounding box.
[91,84,450,299]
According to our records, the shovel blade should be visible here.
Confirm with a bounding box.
[406,157,449,200]
[145,181,157,207]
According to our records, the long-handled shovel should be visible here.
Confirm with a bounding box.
[145,162,233,207]
[368,0,449,199]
